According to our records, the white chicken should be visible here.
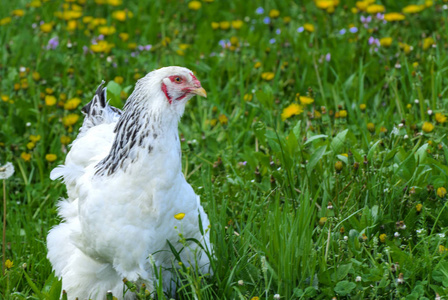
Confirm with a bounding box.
[47,66,212,299]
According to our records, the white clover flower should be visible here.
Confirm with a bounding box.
[355,276,362,282]
[238,280,244,286]
[394,232,400,238]
[274,294,280,299]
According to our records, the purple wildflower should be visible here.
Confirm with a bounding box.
[263,17,270,24]
[269,38,276,44]
[276,29,281,35]
[297,26,304,33]
[339,29,346,35]
[376,13,384,20]
[368,36,380,46]
[256,7,264,14]
[325,53,331,62]
[47,37,59,50]
[349,27,358,33]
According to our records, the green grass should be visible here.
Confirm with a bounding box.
[1,0,448,299]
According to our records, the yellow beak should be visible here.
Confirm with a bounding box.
[191,87,207,98]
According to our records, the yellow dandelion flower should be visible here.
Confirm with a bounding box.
[5,259,13,269]
[26,142,35,150]
[269,9,280,18]
[211,22,219,30]
[379,233,387,243]
[12,9,25,17]
[243,94,253,101]
[299,96,314,105]
[339,110,347,118]
[356,0,369,11]
[218,114,228,125]
[45,95,57,106]
[0,17,12,26]
[251,297,260,300]
[83,16,93,23]
[21,152,31,161]
[60,135,71,145]
[384,12,405,22]
[367,122,375,132]
[398,42,412,54]
[90,40,114,53]
[380,37,392,47]
[281,103,303,120]
[119,32,129,41]
[209,119,217,127]
[261,72,275,81]
[304,23,315,32]
[32,71,41,81]
[416,203,422,212]
[402,4,425,14]
[107,0,122,6]
[188,1,201,10]
[40,23,53,33]
[112,10,127,21]
[63,114,80,127]
[128,42,137,50]
[425,0,433,7]
[231,20,243,29]
[334,161,343,172]
[67,20,77,31]
[439,245,448,254]
[422,122,434,133]
[283,16,291,23]
[360,104,366,111]
[315,0,336,9]
[219,21,230,30]
[114,76,124,84]
[423,37,434,50]
[64,98,82,110]
[437,187,447,198]
[1,95,9,102]
[30,0,41,7]
[98,26,116,35]
[319,217,327,226]
[29,135,41,143]
[366,4,385,14]
[45,154,57,162]
[435,113,447,123]
[254,62,262,69]
[174,213,185,220]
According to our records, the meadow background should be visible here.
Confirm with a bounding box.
[1,0,448,299]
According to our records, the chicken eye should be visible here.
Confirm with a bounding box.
[174,77,182,83]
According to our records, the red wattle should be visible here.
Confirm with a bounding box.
[161,83,172,104]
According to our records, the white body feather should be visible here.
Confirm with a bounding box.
[47,67,211,300]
